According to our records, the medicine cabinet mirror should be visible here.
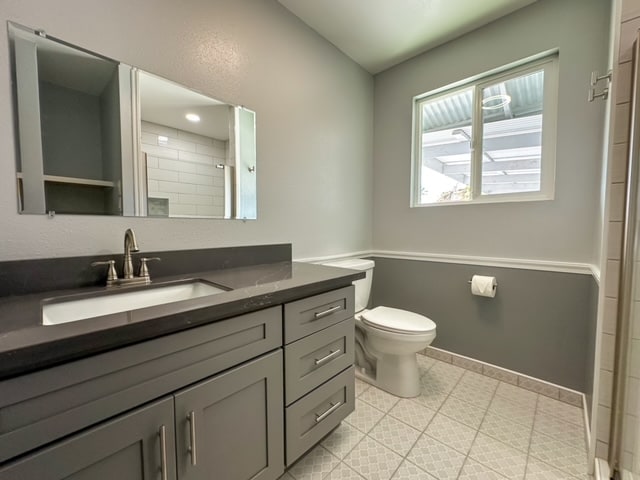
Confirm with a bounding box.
[8,22,257,219]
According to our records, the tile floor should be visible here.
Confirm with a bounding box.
[280,356,589,480]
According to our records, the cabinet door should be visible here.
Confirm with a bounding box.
[175,350,284,480]
[0,397,176,480]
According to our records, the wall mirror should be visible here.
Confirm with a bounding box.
[8,22,257,219]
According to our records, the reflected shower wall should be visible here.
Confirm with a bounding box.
[141,121,229,218]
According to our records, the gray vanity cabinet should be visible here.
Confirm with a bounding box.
[0,352,284,480]
[174,350,284,480]
[0,396,177,480]
[283,286,356,465]
[0,281,358,479]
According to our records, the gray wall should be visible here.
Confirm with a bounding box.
[0,0,373,260]
[39,81,103,180]
[585,277,599,416]
[372,0,610,265]
[100,70,122,214]
[371,257,598,392]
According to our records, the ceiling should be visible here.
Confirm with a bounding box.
[11,26,117,96]
[278,0,539,74]
[139,72,230,140]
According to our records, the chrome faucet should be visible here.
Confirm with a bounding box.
[123,228,140,279]
[91,228,161,287]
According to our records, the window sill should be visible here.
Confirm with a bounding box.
[411,192,554,208]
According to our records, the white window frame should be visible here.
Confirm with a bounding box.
[410,53,559,207]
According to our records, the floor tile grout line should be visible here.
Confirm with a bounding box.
[530,414,591,452]
[522,392,540,480]
[454,376,505,480]
[528,397,588,479]
[389,360,468,480]
[343,400,400,478]
[318,445,340,480]
[531,396,591,464]
[357,390,401,414]
[525,428,589,478]
[329,425,368,472]
[462,384,539,457]
[323,458,359,480]
[534,408,585,428]
[349,372,436,479]
[385,359,467,479]
[374,359,456,480]
[483,390,540,430]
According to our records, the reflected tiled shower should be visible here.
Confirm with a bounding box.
[281,356,588,480]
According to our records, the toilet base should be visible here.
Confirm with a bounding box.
[355,352,422,398]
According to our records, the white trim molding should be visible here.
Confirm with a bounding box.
[298,249,596,276]
[373,250,594,275]
[293,250,375,264]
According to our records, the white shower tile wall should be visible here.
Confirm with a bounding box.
[593,0,640,461]
[621,263,640,471]
[141,121,227,217]
[282,357,588,480]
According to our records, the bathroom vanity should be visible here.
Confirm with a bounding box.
[0,246,360,479]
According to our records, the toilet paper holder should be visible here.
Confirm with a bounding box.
[467,278,498,289]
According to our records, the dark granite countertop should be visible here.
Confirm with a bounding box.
[0,261,363,380]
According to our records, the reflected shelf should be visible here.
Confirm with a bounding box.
[16,173,116,188]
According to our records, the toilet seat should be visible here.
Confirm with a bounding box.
[361,306,436,335]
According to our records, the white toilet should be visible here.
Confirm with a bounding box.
[323,258,436,398]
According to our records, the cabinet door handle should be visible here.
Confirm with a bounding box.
[315,401,342,423]
[187,411,197,466]
[314,305,341,319]
[315,349,341,366]
[159,425,168,480]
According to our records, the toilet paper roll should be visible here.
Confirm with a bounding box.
[471,275,497,298]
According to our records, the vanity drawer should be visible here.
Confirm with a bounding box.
[0,306,282,463]
[284,286,354,343]
[284,319,354,405]
[285,366,355,466]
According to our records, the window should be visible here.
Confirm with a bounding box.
[411,55,558,206]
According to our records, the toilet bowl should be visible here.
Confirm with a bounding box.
[322,258,436,398]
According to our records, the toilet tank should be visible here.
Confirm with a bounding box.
[321,258,375,313]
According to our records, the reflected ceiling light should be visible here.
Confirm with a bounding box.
[185,113,201,122]
[158,135,168,145]
[482,94,511,110]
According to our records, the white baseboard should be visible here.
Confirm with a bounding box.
[422,346,585,408]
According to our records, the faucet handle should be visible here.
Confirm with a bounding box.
[139,257,161,280]
[91,260,118,286]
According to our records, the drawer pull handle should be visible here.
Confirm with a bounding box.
[316,401,342,423]
[314,305,342,319]
[159,425,168,480]
[187,411,198,466]
[315,349,342,366]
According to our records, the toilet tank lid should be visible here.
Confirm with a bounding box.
[362,306,436,334]
[322,258,374,271]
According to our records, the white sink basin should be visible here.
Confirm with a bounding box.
[42,281,227,326]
